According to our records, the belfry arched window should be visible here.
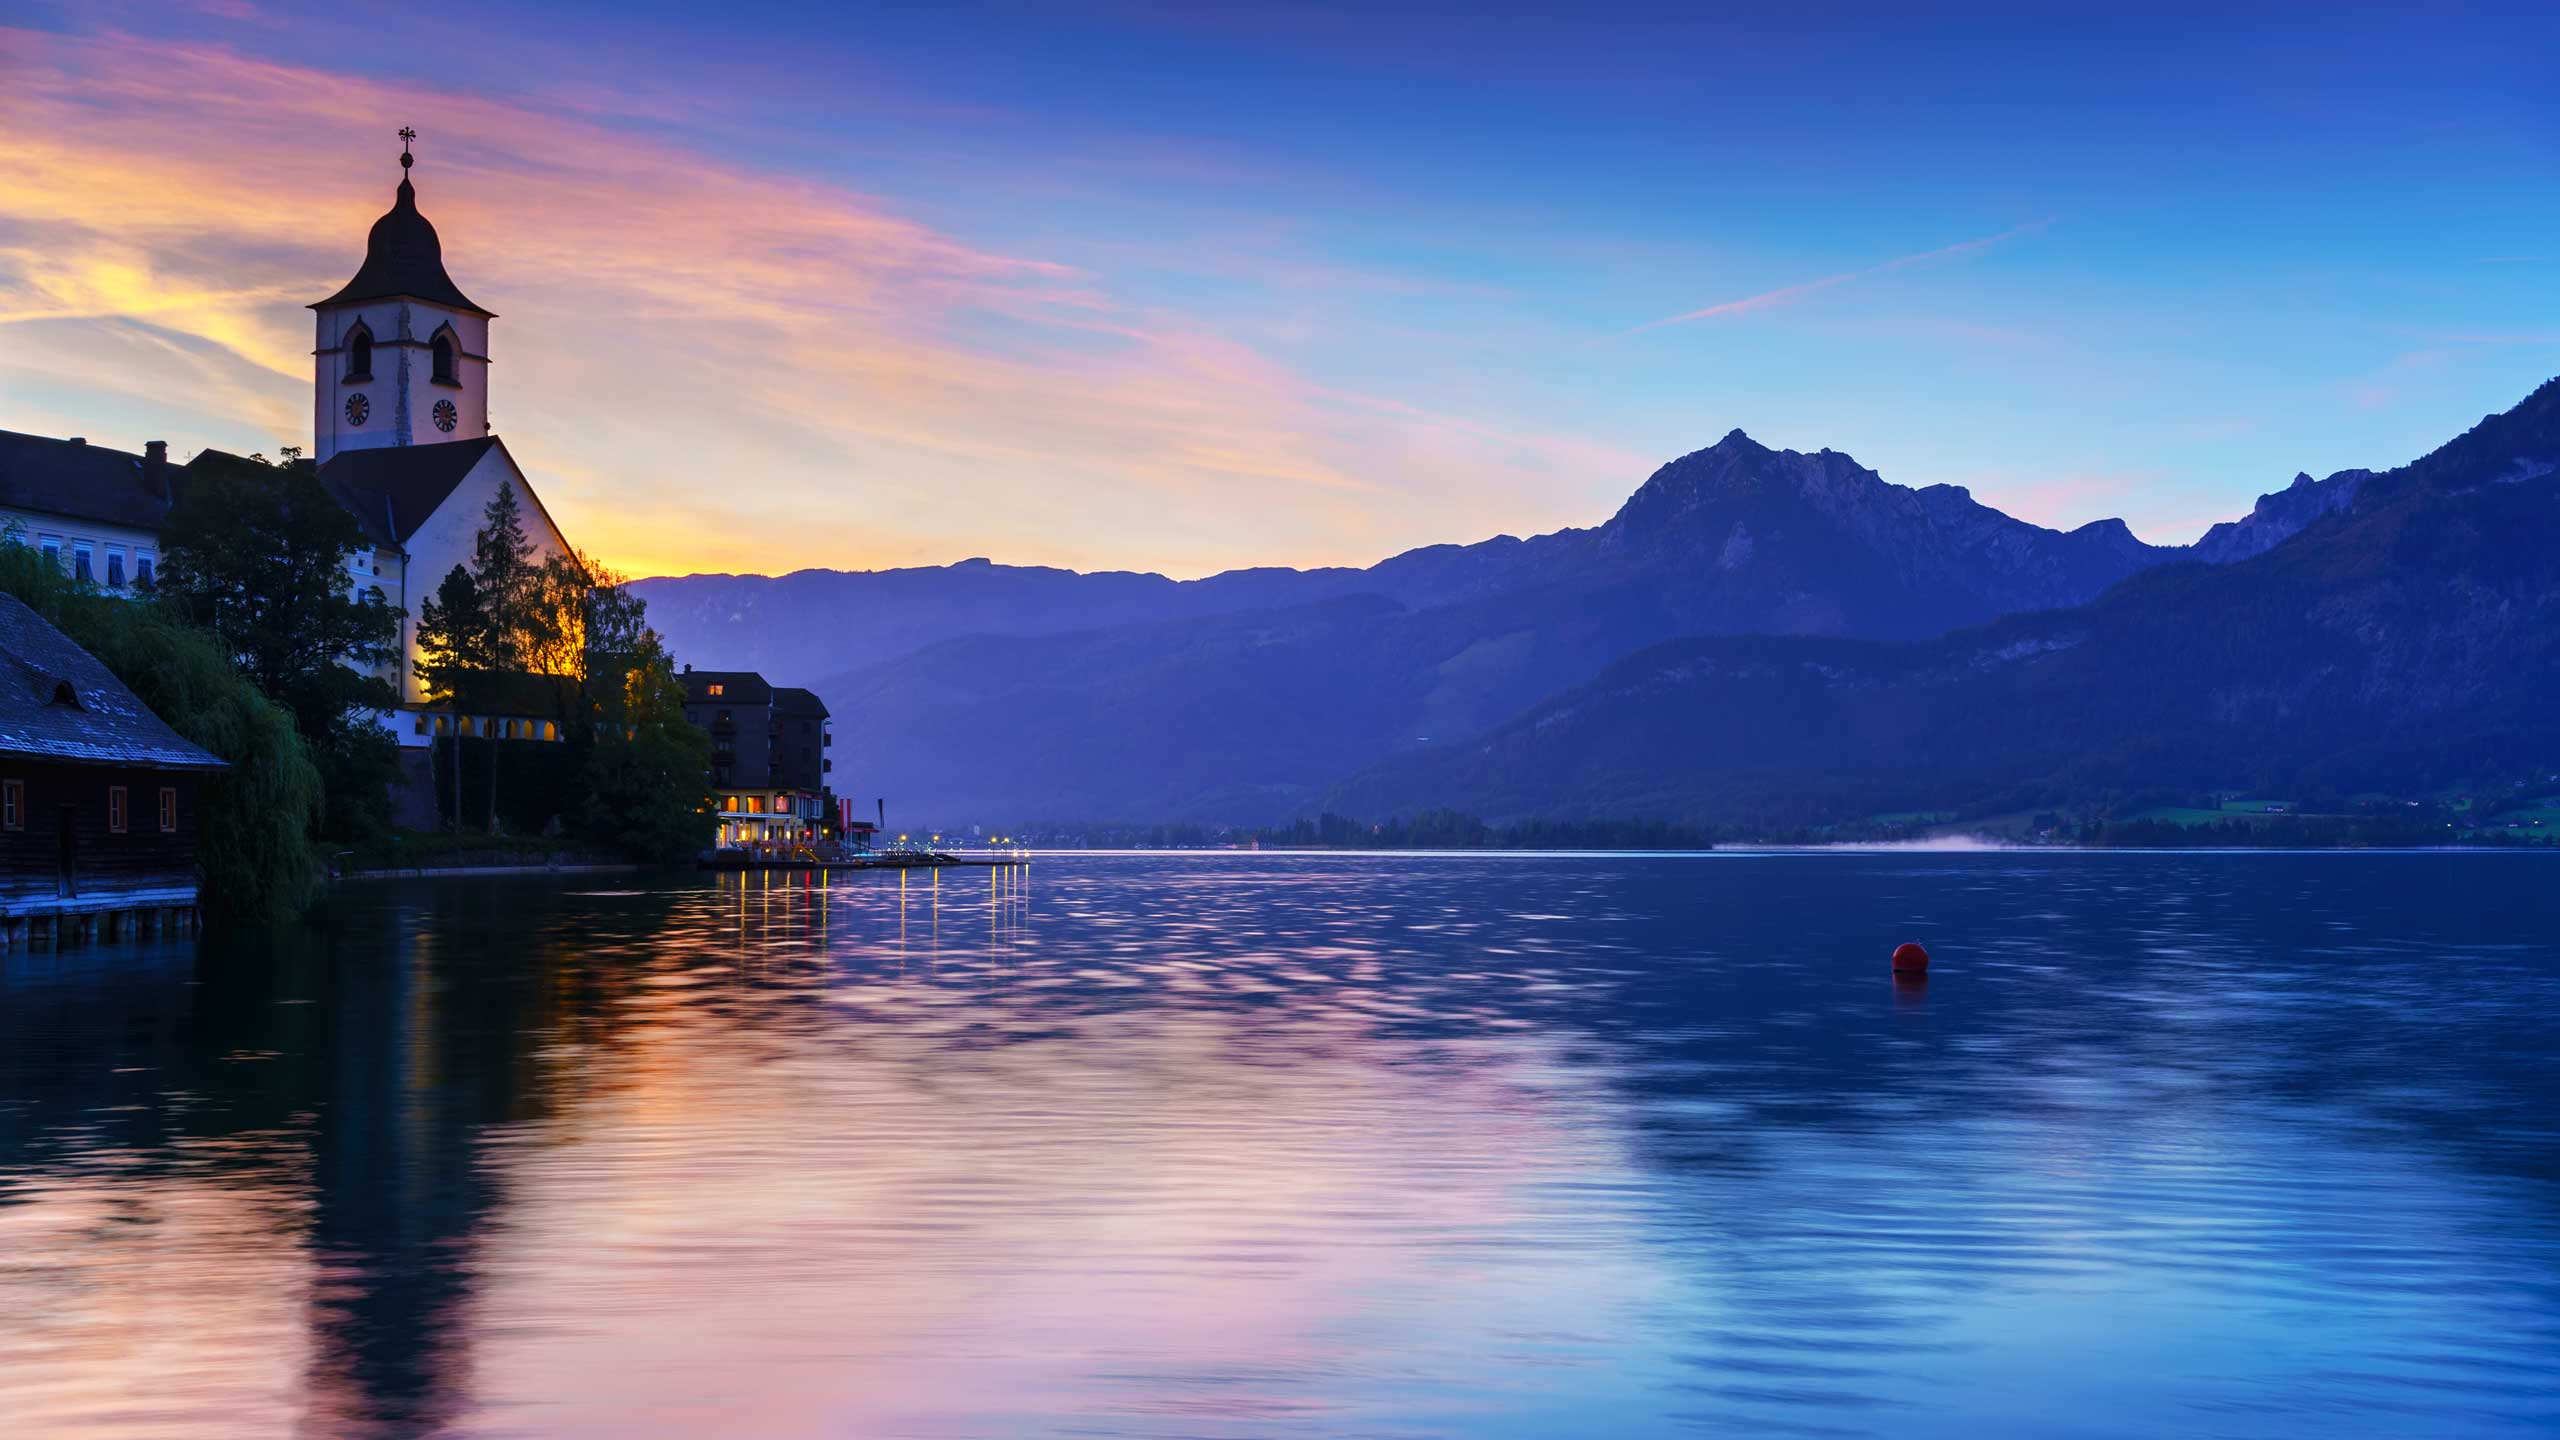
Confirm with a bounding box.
[430,328,458,385]
[346,323,373,380]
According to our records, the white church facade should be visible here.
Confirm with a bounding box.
[306,138,576,750]
[0,138,588,762]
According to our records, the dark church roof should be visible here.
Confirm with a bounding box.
[0,430,180,534]
[0,594,225,771]
[312,437,504,547]
[311,175,493,318]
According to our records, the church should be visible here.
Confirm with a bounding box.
[0,136,582,756]
[306,135,579,751]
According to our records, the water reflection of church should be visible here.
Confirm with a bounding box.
[0,883,639,1434]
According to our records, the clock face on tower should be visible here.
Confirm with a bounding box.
[345,393,370,426]
[433,398,459,433]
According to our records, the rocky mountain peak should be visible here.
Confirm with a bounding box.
[2189,467,2372,565]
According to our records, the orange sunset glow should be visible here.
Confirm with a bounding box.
[0,24,1643,581]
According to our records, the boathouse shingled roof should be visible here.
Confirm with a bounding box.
[0,429,182,534]
[0,594,225,771]
[308,437,504,547]
[311,176,494,318]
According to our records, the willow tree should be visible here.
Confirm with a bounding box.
[0,539,325,924]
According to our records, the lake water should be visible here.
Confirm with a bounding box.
[3,852,2557,1437]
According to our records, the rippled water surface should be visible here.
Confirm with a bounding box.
[4,853,2559,1437]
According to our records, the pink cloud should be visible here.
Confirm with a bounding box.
[0,26,1635,581]
[1971,469,2157,534]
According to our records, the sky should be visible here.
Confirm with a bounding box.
[2,1,2556,580]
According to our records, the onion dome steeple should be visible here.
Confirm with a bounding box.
[310,129,494,317]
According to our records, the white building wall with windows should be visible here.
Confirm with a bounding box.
[0,508,160,593]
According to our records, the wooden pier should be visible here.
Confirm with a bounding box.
[0,892,205,950]
[697,848,1028,873]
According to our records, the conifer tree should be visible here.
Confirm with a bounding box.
[413,563,489,830]
[465,482,547,831]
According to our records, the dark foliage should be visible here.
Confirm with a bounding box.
[156,449,401,839]
[1055,810,1711,850]
[1249,809,1712,850]
[416,493,711,860]
[430,736,577,835]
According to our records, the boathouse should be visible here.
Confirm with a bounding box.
[0,593,224,942]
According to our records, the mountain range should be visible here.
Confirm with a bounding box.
[630,379,2560,827]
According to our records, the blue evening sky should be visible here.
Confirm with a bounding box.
[4,0,2555,571]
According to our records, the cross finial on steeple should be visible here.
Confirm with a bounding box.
[398,126,417,171]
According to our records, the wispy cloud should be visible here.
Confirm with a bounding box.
[2409,331,2560,346]
[1621,219,2054,336]
[2173,416,2264,442]
[0,26,1636,580]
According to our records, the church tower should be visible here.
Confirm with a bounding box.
[310,131,493,465]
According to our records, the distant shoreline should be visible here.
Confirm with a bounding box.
[340,861,645,881]
[987,844,2557,858]
[333,845,2560,878]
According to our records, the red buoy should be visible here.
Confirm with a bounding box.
[1891,942,1931,973]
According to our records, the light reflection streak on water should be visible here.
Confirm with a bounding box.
[0,853,2556,1437]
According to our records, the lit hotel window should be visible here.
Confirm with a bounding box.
[706,683,725,697]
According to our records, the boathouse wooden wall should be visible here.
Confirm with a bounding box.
[0,761,204,912]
